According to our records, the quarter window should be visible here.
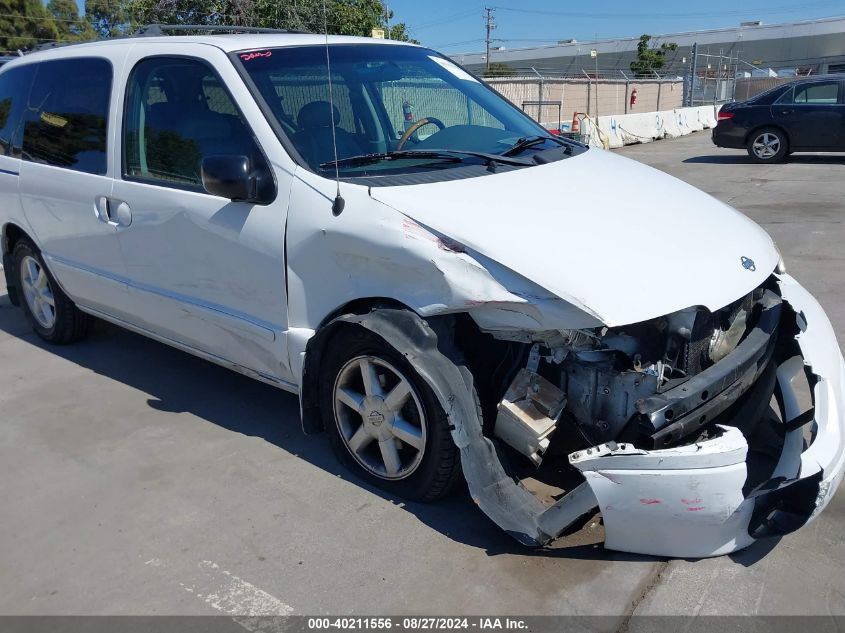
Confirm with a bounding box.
[20,58,111,174]
[123,57,267,190]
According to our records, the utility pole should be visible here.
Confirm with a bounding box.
[484,7,496,75]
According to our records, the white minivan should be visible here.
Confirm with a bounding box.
[1,31,843,558]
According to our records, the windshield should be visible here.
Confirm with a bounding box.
[235,44,562,177]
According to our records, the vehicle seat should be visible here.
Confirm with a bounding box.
[143,75,255,182]
[292,101,361,167]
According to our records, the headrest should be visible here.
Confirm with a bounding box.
[298,101,341,129]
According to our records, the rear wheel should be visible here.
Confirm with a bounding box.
[747,128,788,163]
[13,238,91,344]
[320,324,461,502]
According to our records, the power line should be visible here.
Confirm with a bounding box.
[430,38,485,49]
[0,11,89,24]
[410,8,478,33]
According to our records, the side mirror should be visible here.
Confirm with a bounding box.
[201,155,275,204]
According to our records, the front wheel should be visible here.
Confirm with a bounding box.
[747,128,788,163]
[320,325,461,501]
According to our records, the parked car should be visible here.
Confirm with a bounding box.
[713,76,845,162]
[1,32,843,558]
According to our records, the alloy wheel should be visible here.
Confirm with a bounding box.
[752,132,781,159]
[332,355,427,480]
[19,255,56,329]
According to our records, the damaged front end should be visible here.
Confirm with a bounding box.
[474,273,845,557]
[330,273,843,558]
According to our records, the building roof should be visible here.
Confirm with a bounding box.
[453,15,845,66]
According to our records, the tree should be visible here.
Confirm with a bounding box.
[0,0,60,52]
[629,34,678,78]
[126,0,416,41]
[86,0,135,39]
[483,62,515,78]
[48,0,96,41]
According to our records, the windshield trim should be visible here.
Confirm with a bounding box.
[228,44,576,184]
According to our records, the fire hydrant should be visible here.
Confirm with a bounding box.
[629,88,638,110]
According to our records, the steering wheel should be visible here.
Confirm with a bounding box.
[397,117,446,150]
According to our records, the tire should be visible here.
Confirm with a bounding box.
[747,128,788,163]
[12,238,91,344]
[319,324,461,502]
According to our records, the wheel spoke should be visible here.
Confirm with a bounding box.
[347,424,373,454]
[337,387,365,414]
[383,380,411,412]
[42,290,54,308]
[359,359,383,398]
[379,439,402,476]
[33,268,47,291]
[392,417,423,450]
[24,259,38,285]
[40,303,53,326]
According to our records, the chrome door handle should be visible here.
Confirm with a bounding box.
[94,196,110,223]
[94,197,132,227]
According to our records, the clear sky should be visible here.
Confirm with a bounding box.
[386,0,845,52]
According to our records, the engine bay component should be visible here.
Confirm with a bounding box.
[494,368,566,466]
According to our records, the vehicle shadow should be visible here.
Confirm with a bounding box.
[0,290,651,562]
[684,154,845,165]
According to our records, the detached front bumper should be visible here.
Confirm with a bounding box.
[569,274,845,557]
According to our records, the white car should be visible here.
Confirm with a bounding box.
[0,31,843,558]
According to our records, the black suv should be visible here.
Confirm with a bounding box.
[713,76,845,162]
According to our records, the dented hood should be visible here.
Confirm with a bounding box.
[371,148,778,326]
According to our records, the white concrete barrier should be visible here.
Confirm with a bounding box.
[576,105,720,149]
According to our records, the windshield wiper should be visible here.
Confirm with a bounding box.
[320,149,533,170]
[501,134,568,157]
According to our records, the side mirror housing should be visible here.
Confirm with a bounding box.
[201,155,275,204]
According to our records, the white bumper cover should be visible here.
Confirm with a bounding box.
[569,275,845,558]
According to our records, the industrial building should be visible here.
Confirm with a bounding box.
[453,15,845,77]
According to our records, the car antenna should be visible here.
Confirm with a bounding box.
[322,0,345,216]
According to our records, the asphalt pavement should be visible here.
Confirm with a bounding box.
[1,130,843,624]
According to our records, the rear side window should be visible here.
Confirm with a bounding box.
[0,64,36,157]
[20,58,111,174]
[778,82,840,105]
[123,56,268,190]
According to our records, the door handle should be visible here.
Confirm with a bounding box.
[779,109,794,115]
[112,201,132,227]
[94,196,110,223]
[93,196,132,227]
